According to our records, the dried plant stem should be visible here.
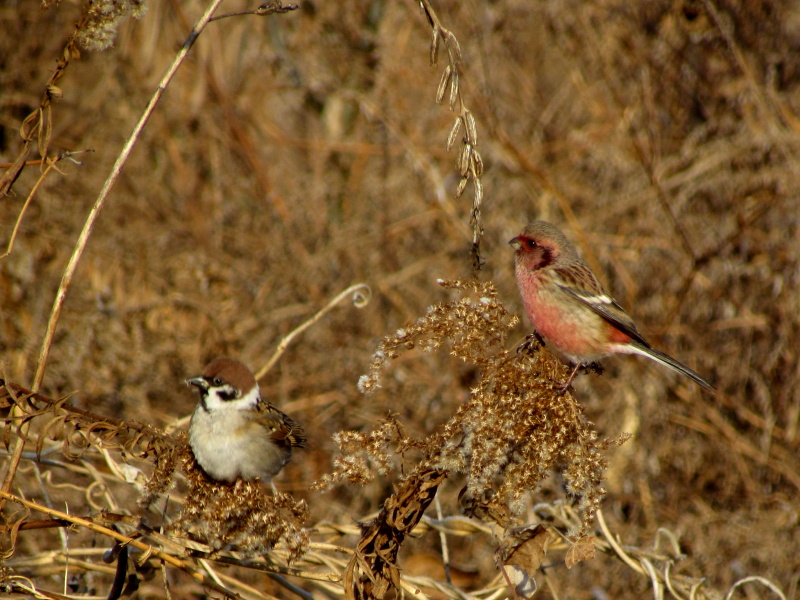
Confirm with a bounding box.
[256,283,371,379]
[595,509,643,574]
[593,508,726,600]
[32,0,225,392]
[209,555,342,583]
[1,160,55,260]
[433,496,452,585]
[0,0,226,512]
[0,490,241,599]
[209,1,299,22]
[0,24,82,197]
[723,577,787,600]
[345,468,446,600]
[417,0,484,269]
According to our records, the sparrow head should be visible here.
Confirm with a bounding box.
[509,220,576,271]
[186,357,260,412]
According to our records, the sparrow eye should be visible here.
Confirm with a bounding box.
[212,377,223,386]
[526,239,536,248]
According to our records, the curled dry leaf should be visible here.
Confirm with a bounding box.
[565,535,596,568]
[502,565,537,600]
[496,524,552,600]
[346,468,446,600]
[496,524,553,573]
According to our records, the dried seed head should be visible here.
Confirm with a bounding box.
[464,111,478,146]
[437,65,453,105]
[447,117,463,152]
[76,0,148,51]
[325,281,623,538]
[430,27,441,66]
[171,447,309,559]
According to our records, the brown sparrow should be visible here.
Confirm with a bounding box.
[186,357,306,483]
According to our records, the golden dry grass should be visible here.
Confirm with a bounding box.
[1,0,799,599]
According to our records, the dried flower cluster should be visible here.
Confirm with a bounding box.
[343,280,626,538]
[137,433,183,508]
[170,446,309,560]
[313,415,410,489]
[75,0,148,51]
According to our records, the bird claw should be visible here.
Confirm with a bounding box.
[553,381,572,396]
[516,332,546,356]
[579,361,605,376]
[552,363,583,395]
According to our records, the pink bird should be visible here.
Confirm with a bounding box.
[510,221,713,391]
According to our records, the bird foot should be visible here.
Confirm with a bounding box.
[579,361,605,376]
[552,363,583,395]
[551,362,605,394]
[516,332,546,356]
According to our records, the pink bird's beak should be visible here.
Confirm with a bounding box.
[508,236,522,250]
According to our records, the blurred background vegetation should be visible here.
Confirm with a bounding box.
[1,0,798,598]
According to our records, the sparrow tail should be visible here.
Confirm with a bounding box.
[628,342,715,391]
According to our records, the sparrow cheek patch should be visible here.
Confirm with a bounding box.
[218,387,238,401]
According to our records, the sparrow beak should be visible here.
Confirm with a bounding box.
[185,376,208,390]
[508,236,522,250]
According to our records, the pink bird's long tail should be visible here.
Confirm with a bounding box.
[628,341,715,391]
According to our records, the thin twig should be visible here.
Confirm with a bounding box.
[31,0,225,392]
[209,1,299,22]
[255,283,371,379]
[1,160,54,261]
[0,0,226,513]
[434,496,452,585]
[723,576,786,600]
[416,0,485,270]
[595,509,644,574]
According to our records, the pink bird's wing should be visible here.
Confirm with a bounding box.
[552,265,650,347]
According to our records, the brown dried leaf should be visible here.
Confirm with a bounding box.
[38,414,67,451]
[0,506,29,561]
[502,565,538,599]
[565,535,596,568]
[496,525,551,600]
[497,524,552,573]
[3,420,12,451]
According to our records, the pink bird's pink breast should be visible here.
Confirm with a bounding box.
[516,267,612,362]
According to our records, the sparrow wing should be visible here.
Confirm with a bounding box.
[553,263,650,347]
[255,403,307,449]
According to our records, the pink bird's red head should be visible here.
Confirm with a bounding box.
[509,221,579,272]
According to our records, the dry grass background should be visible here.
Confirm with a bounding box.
[1,0,799,598]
